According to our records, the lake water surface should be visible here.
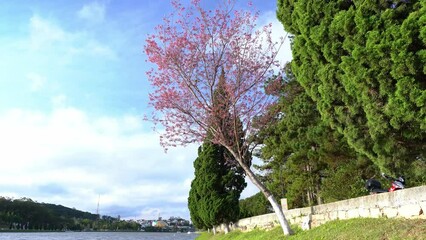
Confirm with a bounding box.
[0,232,200,240]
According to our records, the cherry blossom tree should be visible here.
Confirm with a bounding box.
[144,0,292,235]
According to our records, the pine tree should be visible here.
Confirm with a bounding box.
[258,64,377,208]
[277,0,426,180]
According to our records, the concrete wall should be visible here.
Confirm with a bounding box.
[216,186,426,232]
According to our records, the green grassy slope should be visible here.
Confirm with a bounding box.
[196,218,426,240]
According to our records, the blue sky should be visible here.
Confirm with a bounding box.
[0,0,291,220]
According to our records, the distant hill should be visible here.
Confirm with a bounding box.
[0,196,139,231]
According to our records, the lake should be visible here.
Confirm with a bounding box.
[0,232,200,240]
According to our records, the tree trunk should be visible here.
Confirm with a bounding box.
[316,183,322,205]
[224,223,230,234]
[212,226,216,235]
[234,153,293,235]
[268,194,293,235]
[307,188,312,206]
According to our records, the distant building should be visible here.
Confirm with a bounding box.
[152,220,168,228]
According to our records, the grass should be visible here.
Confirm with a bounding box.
[196,218,426,240]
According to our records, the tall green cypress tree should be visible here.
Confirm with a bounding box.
[277,0,426,180]
[188,69,247,232]
[188,141,246,231]
[188,147,208,230]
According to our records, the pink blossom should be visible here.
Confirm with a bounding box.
[144,0,285,150]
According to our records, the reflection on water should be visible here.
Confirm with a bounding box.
[0,231,200,240]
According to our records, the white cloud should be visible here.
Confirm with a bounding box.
[27,72,47,91]
[51,94,68,107]
[65,40,117,60]
[26,15,116,60]
[138,208,162,220]
[29,15,70,50]
[0,107,198,218]
[87,40,117,59]
[78,2,106,24]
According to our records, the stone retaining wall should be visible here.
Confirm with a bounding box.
[215,186,426,232]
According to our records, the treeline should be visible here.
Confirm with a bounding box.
[0,197,139,231]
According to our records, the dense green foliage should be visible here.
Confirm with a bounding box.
[0,197,96,230]
[188,142,246,230]
[277,0,426,180]
[196,218,426,240]
[238,192,272,219]
[0,197,139,231]
[256,65,379,208]
[236,0,426,215]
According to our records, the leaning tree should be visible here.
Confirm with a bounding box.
[144,0,292,235]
